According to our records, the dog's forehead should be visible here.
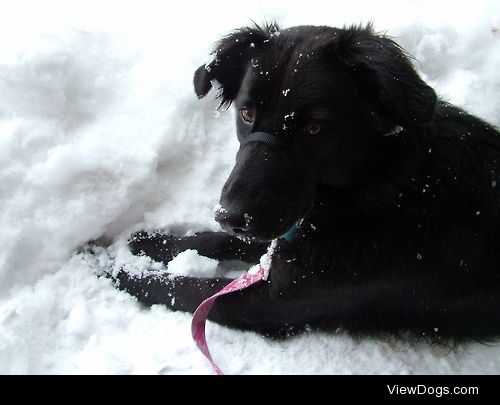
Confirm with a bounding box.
[241,40,323,99]
[239,31,353,111]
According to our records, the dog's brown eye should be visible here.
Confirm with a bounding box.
[305,124,321,135]
[240,107,255,123]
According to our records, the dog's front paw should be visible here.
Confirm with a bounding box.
[110,266,177,308]
[128,231,182,264]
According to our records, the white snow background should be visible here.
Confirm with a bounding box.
[1,0,500,374]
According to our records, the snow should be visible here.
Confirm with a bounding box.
[1,0,500,374]
[167,250,218,278]
[259,240,278,280]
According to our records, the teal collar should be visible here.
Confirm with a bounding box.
[282,222,301,241]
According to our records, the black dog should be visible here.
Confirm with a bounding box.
[114,23,500,341]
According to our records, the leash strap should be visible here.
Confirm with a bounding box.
[191,266,266,375]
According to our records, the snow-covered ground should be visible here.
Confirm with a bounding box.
[1,0,500,374]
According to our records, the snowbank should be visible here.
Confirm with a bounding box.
[1,0,500,374]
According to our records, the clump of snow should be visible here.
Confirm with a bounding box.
[248,239,278,279]
[167,250,219,278]
[1,0,500,375]
[214,204,227,216]
[256,239,278,280]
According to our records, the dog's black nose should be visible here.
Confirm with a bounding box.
[215,207,252,235]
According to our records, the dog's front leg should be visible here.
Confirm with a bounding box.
[113,270,305,336]
[129,231,268,264]
[113,270,232,312]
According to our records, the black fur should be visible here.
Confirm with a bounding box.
[115,23,500,342]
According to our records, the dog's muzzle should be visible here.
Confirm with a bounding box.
[240,132,320,185]
[216,132,319,237]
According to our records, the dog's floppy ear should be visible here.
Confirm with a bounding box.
[332,24,436,127]
[193,23,277,107]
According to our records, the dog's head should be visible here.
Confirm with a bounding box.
[194,23,436,241]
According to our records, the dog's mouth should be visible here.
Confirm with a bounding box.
[215,202,311,242]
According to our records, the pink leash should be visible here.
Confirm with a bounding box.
[191,266,266,375]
